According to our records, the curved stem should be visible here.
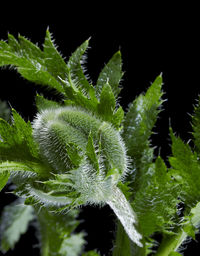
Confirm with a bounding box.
[155,229,187,256]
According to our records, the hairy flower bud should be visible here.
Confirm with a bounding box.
[32,106,142,247]
[33,106,128,177]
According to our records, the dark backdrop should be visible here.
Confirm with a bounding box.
[0,3,199,255]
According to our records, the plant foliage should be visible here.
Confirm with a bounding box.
[0,29,200,256]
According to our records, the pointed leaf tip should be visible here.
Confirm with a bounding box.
[96,50,123,99]
[116,50,122,57]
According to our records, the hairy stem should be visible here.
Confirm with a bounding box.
[155,229,188,256]
[113,221,133,256]
[155,202,200,256]
[107,186,142,247]
[113,221,146,256]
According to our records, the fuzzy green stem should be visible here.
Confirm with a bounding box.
[113,221,133,256]
[113,221,146,256]
[155,229,188,256]
[155,202,200,256]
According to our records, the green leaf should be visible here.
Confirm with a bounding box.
[0,161,38,176]
[0,32,65,94]
[156,201,200,255]
[82,250,101,256]
[66,142,83,168]
[0,160,50,182]
[59,233,85,256]
[169,252,182,256]
[43,29,68,81]
[183,222,196,240]
[18,34,43,59]
[122,74,163,167]
[112,106,124,129]
[192,95,200,153]
[0,171,9,191]
[67,39,92,94]
[0,199,34,253]
[132,156,180,237]
[182,201,200,240]
[169,129,200,207]
[0,109,39,162]
[7,33,20,52]
[86,133,99,171]
[1,31,124,127]
[25,185,74,209]
[97,82,116,122]
[56,39,99,115]
[190,201,200,227]
[41,172,74,190]
[35,93,62,111]
[36,207,84,256]
[62,79,98,114]
[96,50,123,99]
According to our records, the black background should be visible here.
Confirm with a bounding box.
[0,3,200,255]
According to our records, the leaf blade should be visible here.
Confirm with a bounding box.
[0,171,9,191]
[96,50,123,98]
[0,200,34,253]
[97,82,116,123]
[122,74,163,166]
[0,32,65,94]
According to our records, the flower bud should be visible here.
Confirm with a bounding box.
[32,106,128,179]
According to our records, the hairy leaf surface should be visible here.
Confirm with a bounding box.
[0,34,64,94]
[0,171,9,191]
[0,109,38,162]
[169,129,200,208]
[0,199,34,253]
[122,74,163,168]
[132,157,180,237]
[96,51,123,98]
[36,207,84,256]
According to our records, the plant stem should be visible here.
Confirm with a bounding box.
[41,239,49,256]
[113,221,146,256]
[155,229,188,256]
[112,221,132,256]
